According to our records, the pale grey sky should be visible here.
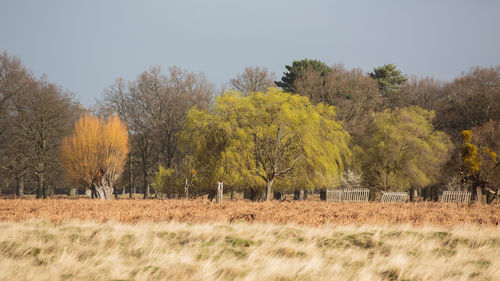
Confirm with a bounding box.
[1,0,499,106]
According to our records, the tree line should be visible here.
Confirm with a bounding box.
[1,51,499,202]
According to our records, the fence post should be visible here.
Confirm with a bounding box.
[216,182,223,204]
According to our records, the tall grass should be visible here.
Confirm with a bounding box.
[0,221,498,280]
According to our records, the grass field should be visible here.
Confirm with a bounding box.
[1,199,499,280]
[0,221,499,281]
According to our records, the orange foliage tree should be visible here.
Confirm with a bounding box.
[61,115,129,199]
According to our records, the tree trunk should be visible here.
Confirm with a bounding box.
[208,190,216,201]
[185,178,189,199]
[245,188,259,201]
[42,182,50,199]
[486,192,493,204]
[69,187,76,197]
[36,173,44,199]
[409,186,415,202]
[320,189,326,201]
[144,183,150,199]
[16,176,24,197]
[299,189,305,200]
[476,185,482,204]
[129,154,134,199]
[274,191,283,200]
[433,186,438,202]
[265,179,274,201]
[90,180,113,200]
[143,159,149,199]
[48,185,54,198]
[294,189,306,200]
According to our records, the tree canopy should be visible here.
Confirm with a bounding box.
[275,59,331,93]
[230,66,276,96]
[61,115,129,199]
[294,64,382,136]
[356,106,452,191]
[157,88,350,200]
[369,64,408,107]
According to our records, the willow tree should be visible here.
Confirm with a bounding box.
[177,88,350,201]
[155,105,246,198]
[61,115,129,199]
[357,106,452,192]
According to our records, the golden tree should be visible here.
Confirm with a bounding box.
[61,115,129,199]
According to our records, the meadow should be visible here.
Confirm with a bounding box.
[0,221,499,281]
[1,199,499,280]
[1,199,499,226]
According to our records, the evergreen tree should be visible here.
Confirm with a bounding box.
[275,59,331,93]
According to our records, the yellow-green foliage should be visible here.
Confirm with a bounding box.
[461,130,481,176]
[358,106,452,191]
[154,155,199,195]
[175,88,350,193]
[154,165,175,192]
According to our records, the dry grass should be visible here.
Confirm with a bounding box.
[1,199,500,226]
[0,221,499,281]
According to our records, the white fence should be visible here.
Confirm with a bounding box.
[442,191,471,204]
[326,188,370,203]
[380,191,408,203]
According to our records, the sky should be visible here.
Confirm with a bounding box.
[1,0,499,106]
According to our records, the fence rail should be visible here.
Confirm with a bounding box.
[441,191,471,204]
[326,188,370,203]
[380,191,408,203]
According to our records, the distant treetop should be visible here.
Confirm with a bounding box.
[369,64,408,101]
[275,59,332,93]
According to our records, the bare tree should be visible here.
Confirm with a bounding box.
[437,66,500,140]
[13,77,79,198]
[0,51,33,196]
[294,64,381,136]
[230,66,275,95]
[0,51,32,139]
[398,76,445,111]
[103,66,213,199]
[101,78,138,198]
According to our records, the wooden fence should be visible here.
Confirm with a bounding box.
[441,191,471,204]
[380,191,408,203]
[326,188,370,203]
